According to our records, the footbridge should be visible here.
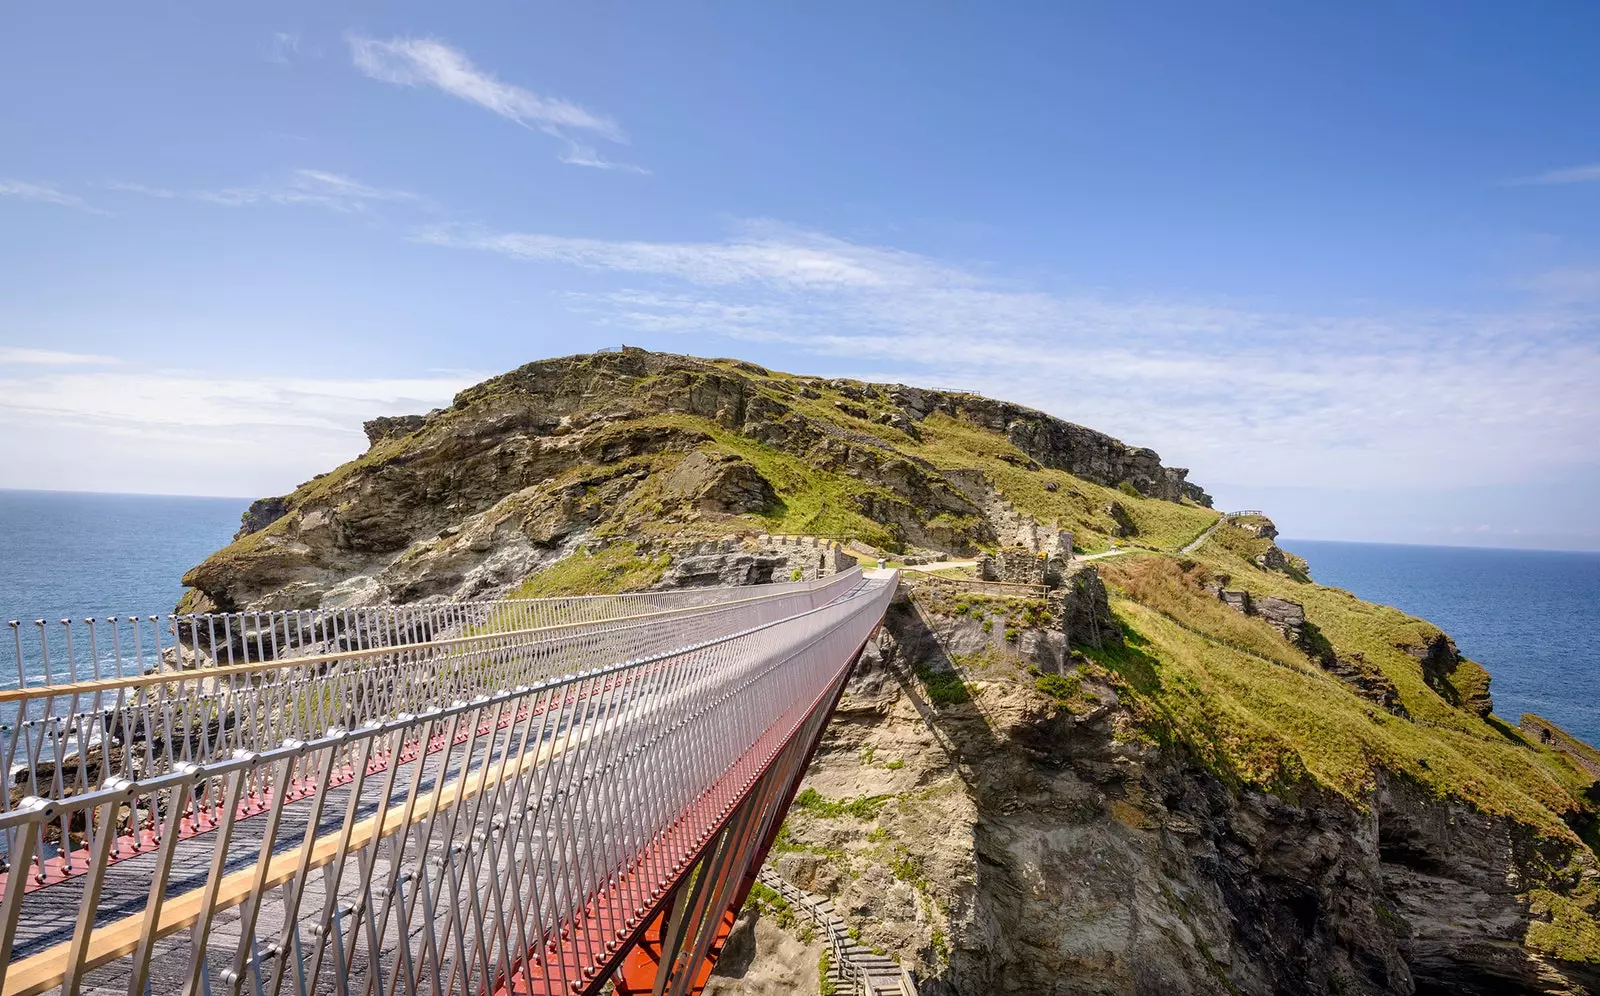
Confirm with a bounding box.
[0,566,897,996]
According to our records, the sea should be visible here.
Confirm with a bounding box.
[0,491,1594,747]
[1286,539,1600,748]
[0,489,248,690]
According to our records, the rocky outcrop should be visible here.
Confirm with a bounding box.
[1401,633,1494,719]
[233,495,289,540]
[362,413,427,447]
[661,451,777,513]
[1215,587,1309,645]
[1106,500,1139,537]
[1057,560,1115,649]
[879,388,1209,503]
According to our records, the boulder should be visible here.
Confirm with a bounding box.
[1104,501,1138,538]
[661,451,778,514]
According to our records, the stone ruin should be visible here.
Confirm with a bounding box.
[661,533,856,588]
[976,524,1074,587]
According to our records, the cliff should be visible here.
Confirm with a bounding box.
[179,349,1600,994]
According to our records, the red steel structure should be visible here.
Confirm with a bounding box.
[0,567,896,996]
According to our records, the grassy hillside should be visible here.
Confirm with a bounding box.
[1093,524,1600,964]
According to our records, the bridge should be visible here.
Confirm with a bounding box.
[0,566,897,996]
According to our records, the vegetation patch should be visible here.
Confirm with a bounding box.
[894,412,1220,552]
[793,787,892,820]
[1033,670,1083,705]
[913,662,974,707]
[1091,548,1599,848]
[507,542,670,598]
[1526,887,1600,964]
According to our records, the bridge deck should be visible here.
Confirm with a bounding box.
[0,568,896,996]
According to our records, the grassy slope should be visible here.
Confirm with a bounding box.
[1099,532,1597,827]
[505,542,671,598]
[1093,526,1600,961]
[724,371,1220,554]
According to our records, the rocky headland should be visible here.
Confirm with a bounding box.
[181,349,1600,995]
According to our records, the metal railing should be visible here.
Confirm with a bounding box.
[4,574,837,694]
[0,569,895,996]
[0,570,863,886]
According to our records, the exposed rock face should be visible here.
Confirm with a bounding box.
[1106,499,1139,537]
[874,381,1211,504]
[1235,515,1279,540]
[1321,651,1409,717]
[661,451,778,513]
[664,554,780,587]
[362,414,426,447]
[745,594,1600,996]
[1402,634,1495,719]
[233,495,290,541]
[1057,560,1115,649]
[1257,543,1291,572]
[1253,592,1309,644]
[1215,588,1309,645]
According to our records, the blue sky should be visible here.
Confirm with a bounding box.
[2,2,1598,549]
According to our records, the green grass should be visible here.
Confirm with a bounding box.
[793,787,891,820]
[1093,552,1599,849]
[1034,670,1083,705]
[1097,556,1312,667]
[912,662,974,707]
[591,413,903,547]
[743,880,799,932]
[506,542,670,598]
[1527,887,1600,964]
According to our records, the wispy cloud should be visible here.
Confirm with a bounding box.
[0,179,107,215]
[417,220,1600,495]
[0,364,478,496]
[412,221,966,289]
[262,31,302,65]
[110,170,418,214]
[1509,162,1600,185]
[347,35,640,171]
[0,347,119,366]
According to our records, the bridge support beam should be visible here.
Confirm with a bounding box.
[606,642,865,996]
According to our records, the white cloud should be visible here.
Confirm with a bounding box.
[0,179,107,215]
[347,35,638,170]
[413,221,968,289]
[0,365,478,497]
[1512,162,1600,185]
[263,31,301,65]
[418,220,1600,495]
[110,170,418,214]
[0,347,119,366]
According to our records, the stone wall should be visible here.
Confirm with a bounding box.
[977,547,1050,586]
[754,534,855,581]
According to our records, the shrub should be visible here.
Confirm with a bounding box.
[1034,671,1082,704]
